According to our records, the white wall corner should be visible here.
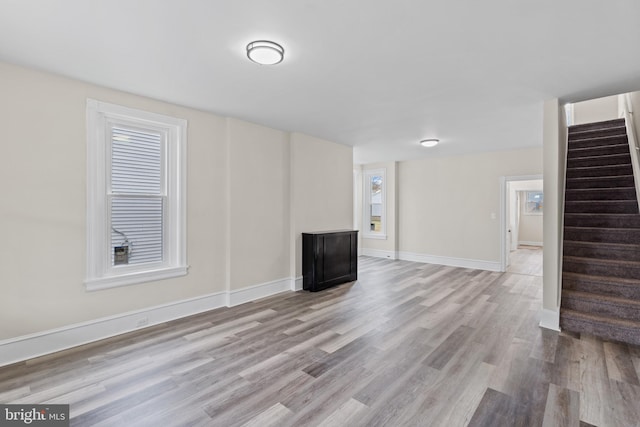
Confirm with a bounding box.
[0,292,227,368]
[539,308,560,332]
[228,277,292,307]
[362,248,398,260]
[292,276,303,291]
[398,251,502,272]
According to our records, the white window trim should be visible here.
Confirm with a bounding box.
[86,99,188,291]
[523,190,544,216]
[363,168,387,240]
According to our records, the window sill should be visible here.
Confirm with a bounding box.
[363,234,387,240]
[85,266,189,291]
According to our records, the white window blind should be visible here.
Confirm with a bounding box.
[110,126,164,266]
[86,99,187,290]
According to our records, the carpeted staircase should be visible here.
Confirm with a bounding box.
[560,118,640,345]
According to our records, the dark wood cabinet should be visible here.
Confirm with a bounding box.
[302,230,358,292]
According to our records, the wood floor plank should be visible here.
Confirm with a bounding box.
[395,340,489,426]
[530,327,560,363]
[541,383,580,427]
[607,379,640,427]
[508,246,543,277]
[552,334,582,392]
[354,328,434,406]
[355,374,440,427]
[579,334,614,427]
[424,324,475,370]
[319,315,388,353]
[488,338,535,395]
[0,385,30,402]
[240,403,294,427]
[431,361,495,426]
[634,356,640,381]
[1,255,640,426]
[203,369,313,426]
[603,341,640,386]
[467,387,527,427]
[315,398,369,427]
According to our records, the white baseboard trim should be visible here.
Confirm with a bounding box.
[519,241,543,247]
[539,308,561,331]
[398,251,502,272]
[228,277,292,307]
[362,248,398,260]
[1,276,300,367]
[293,276,303,291]
[0,291,227,368]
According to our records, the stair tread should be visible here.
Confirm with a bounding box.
[563,271,640,285]
[564,225,639,231]
[569,130,626,137]
[563,289,640,307]
[569,118,625,128]
[562,213,640,225]
[568,134,628,144]
[568,153,629,160]
[566,165,631,172]
[560,308,640,328]
[570,120,625,128]
[569,143,629,152]
[564,200,637,204]
[564,255,640,266]
[564,213,640,217]
[569,119,626,132]
[567,174,634,181]
[563,240,640,249]
[565,187,635,192]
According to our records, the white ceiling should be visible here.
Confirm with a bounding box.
[1,1,640,164]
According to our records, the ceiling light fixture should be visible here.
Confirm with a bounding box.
[246,40,285,65]
[420,139,439,147]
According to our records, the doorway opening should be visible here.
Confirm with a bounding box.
[500,175,543,272]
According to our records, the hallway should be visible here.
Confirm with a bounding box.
[507,245,543,277]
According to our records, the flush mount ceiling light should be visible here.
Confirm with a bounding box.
[246,40,284,65]
[420,139,439,148]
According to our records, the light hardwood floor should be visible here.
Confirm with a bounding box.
[1,256,640,426]
[507,245,543,277]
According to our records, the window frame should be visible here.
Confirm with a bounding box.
[363,168,387,239]
[86,99,187,291]
[523,190,543,216]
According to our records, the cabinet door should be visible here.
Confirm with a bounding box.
[322,233,352,282]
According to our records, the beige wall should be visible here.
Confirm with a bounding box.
[228,119,291,289]
[572,95,618,125]
[398,148,543,262]
[518,192,544,245]
[290,133,354,278]
[0,61,353,340]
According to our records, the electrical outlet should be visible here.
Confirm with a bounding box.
[136,317,149,328]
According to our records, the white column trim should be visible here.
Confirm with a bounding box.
[539,308,560,332]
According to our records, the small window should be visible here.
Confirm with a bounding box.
[524,191,543,215]
[363,169,386,239]
[86,99,187,290]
